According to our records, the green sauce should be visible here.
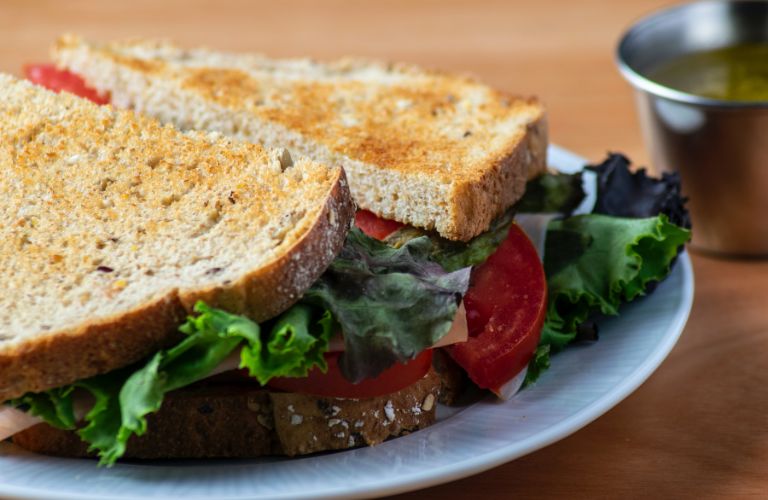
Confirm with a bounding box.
[649,43,768,101]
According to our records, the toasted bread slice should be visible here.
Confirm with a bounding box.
[0,74,354,402]
[53,35,547,241]
[12,370,440,458]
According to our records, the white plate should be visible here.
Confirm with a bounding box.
[0,145,694,500]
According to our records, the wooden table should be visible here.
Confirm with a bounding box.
[2,1,767,497]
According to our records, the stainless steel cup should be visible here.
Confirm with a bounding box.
[617,0,768,256]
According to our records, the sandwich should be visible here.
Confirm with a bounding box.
[2,36,691,465]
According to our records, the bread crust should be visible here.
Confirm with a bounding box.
[0,296,186,404]
[12,371,439,459]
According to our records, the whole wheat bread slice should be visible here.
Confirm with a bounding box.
[53,35,547,242]
[0,74,354,402]
[12,370,440,458]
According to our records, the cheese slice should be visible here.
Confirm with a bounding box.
[433,302,468,348]
[491,366,529,400]
[0,406,42,441]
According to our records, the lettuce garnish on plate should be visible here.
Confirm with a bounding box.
[520,154,692,383]
[541,213,690,350]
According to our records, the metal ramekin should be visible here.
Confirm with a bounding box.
[617,0,768,256]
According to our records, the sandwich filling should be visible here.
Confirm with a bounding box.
[2,66,692,466]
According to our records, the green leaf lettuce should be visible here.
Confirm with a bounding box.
[523,213,690,384]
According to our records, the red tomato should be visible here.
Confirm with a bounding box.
[268,350,433,398]
[354,209,404,240]
[448,223,546,391]
[24,64,110,105]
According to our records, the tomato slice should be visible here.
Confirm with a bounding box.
[354,209,404,240]
[448,223,546,391]
[267,350,433,398]
[24,64,110,105]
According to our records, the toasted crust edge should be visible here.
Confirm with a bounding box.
[0,170,354,402]
[446,104,548,241]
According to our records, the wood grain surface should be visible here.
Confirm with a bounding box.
[2,1,767,498]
